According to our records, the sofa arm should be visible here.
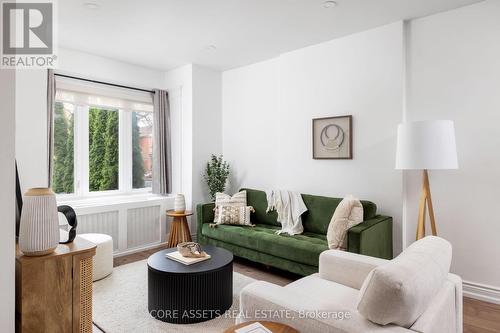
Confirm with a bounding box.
[347,215,393,259]
[196,203,215,243]
[240,281,409,333]
[240,281,341,332]
[319,250,388,290]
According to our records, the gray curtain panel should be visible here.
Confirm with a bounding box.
[152,89,172,195]
[47,69,56,187]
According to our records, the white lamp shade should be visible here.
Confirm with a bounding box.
[396,120,458,170]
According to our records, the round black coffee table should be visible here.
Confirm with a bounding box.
[147,245,233,324]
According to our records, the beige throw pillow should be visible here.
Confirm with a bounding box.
[213,206,255,226]
[357,236,452,328]
[213,190,247,222]
[327,195,364,250]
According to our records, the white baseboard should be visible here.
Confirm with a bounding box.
[113,242,167,257]
[463,280,500,305]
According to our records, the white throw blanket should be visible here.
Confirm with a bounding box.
[327,195,364,250]
[266,190,307,235]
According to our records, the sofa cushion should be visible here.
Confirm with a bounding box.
[242,188,377,234]
[357,236,452,328]
[301,194,377,234]
[202,223,328,266]
[243,188,280,226]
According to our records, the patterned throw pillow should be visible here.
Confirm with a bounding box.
[214,206,255,226]
[213,190,247,222]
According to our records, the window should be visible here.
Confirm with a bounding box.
[53,78,154,197]
[132,111,153,189]
[52,102,75,194]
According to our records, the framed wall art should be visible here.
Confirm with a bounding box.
[312,115,352,159]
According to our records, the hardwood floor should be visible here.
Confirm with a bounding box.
[464,298,500,333]
[96,245,500,333]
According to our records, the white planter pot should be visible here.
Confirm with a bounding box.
[19,188,60,256]
[174,194,186,213]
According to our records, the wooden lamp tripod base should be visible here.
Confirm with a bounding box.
[416,169,437,240]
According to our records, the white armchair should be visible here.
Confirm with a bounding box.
[239,237,462,333]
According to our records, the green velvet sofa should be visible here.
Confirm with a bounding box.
[196,188,393,276]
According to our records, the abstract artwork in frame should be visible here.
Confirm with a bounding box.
[312,115,352,159]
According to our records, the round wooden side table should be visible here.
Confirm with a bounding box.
[223,321,299,333]
[166,210,193,248]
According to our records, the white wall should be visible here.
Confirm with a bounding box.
[223,22,405,253]
[164,65,223,231]
[406,0,500,300]
[57,48,165,89]
[223,58,280,193]
[16,70,48,190]
[192,65,223,205]
[0,69,16,332]
[164,65,194,223]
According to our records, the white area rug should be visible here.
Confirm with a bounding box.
[93,259,256,333]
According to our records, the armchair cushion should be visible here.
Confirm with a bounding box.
[240,279,410,333]
[357,236,452,328]
[319,250,388,290]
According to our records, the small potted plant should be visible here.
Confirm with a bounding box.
[204,155,230,201]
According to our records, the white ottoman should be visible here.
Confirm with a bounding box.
[79,233,113,281]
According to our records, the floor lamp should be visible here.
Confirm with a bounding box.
[396,120,458,240]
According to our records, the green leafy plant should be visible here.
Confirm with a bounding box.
[204,155,230,201]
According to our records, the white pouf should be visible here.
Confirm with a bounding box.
[79,233,113,281]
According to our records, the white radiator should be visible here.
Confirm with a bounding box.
[60,195,172,255]
[127,206,161,249]
[77,211,120,250]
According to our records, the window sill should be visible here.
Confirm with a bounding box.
[57,193,173,209]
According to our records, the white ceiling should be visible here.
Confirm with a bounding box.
[59,0,483,72]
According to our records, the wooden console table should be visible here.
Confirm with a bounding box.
[16,232,96,333]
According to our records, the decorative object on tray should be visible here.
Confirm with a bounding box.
[327,195,363,250]
[19,188,60,256]
[174,193,186,213]
[312,115,352,159]
[177,242,207,258]
[165,250,211,265]
[204,154,230,201]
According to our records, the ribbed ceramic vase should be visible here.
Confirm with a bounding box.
[174,194,186,213]
[19,188,60,256]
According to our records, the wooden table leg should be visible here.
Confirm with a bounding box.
[167,216,192,248]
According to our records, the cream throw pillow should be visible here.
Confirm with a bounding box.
[213,190,247,222]
[357,236,452,327]
[327,195,364,250]
[213,206,255,226]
